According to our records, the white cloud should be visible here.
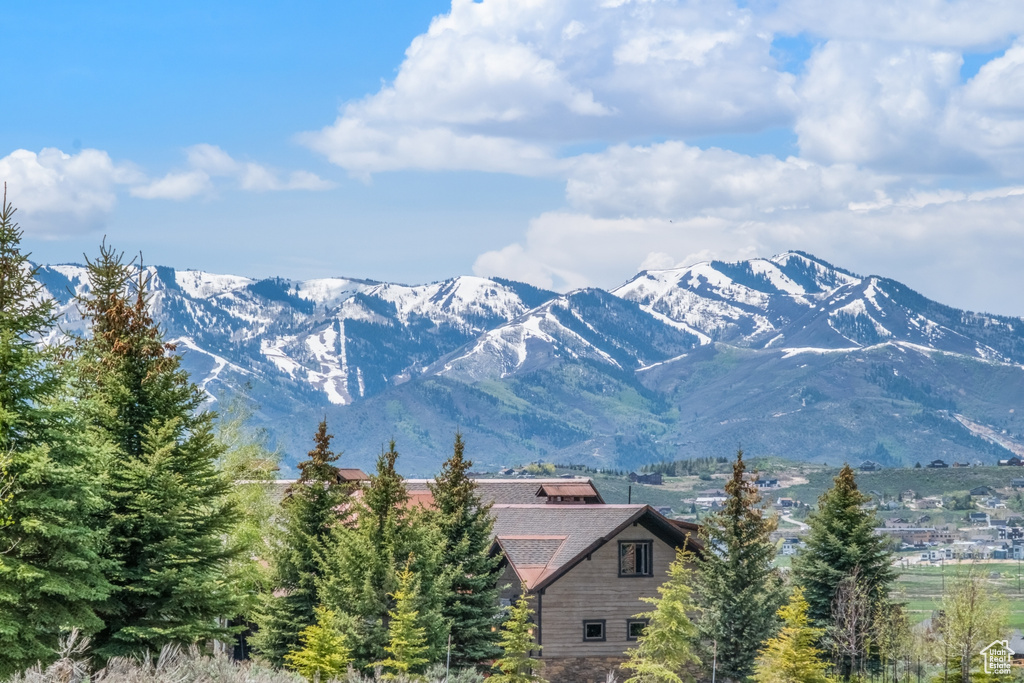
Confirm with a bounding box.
[769,0,1024,49]
[131,144,335,199]
[0,148,141,235]
[131,170,212,200]
[565,141,890,218]
[303,0,797,176]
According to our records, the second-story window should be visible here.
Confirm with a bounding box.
[619,540,652,577]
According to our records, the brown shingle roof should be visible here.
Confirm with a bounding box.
[405,478,603,505]
[535,482,603,501]
[490,504,699,590]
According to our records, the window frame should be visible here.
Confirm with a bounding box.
[618,540,654,578]
[626,618,650,641]
[582,619,607,642]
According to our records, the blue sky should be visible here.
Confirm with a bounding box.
[5,0,1024,315]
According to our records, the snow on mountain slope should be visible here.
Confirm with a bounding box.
[434,289,700,381]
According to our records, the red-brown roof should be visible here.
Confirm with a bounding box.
[535,483,603,500]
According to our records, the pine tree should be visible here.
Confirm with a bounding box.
[491,586,545,683]
[284,606,352,683]
[622,548,701,683]
[427,432,501,666]
[375,558,431,680]
[318,440,445,668]
[694,450,785,682]
[752,588,833,683]
[253,419,351,665]
[77,243,241,658]
[0,190,113,677]
[792,464,896,627]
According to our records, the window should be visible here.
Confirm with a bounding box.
[619,541,653,577]
[583,620,606,642]
[627,619,649,641]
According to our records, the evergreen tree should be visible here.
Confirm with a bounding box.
[0,191,113,677]
[253,419,351,665]
[622,548,701,683]
[752,588,833,683]
[427,432,501,666]
[694,450,785,682]
[284,606,352,683]
[792,464,896,627]
[318,440,445,668]
[375,558,430,681]
[491,586,545,683]
[77,243,240,658]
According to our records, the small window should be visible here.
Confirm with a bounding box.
[627,619,649,641]
[619,541,653,577]
[583,620,606,641]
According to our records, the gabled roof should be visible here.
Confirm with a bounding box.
[405,478,603,505]
[490,504,701,592]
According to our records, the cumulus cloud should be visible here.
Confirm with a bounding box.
[0,148,141,236]
[303,0,797,176]
[1,144,334,234]
[130,144,334,199]
[769,0,1024,49]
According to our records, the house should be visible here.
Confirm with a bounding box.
[404,478,606,506]
[913,497,943,510]
[859,460,882,472]
[1000,456,1024,467]
[1013,478,1024,489]
[927,459,949,468]
[492,503,702,682]
[900,489,917,502]
[629,472,664,486]
[694,490,728,507]
[875,527,956,545]
[781,537,804,556]
[757,479,779,489]
[776,497,795,508]
[971,486,997,497]
[969,512,991,526]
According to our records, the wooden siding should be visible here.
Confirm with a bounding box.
[536,521,677,658]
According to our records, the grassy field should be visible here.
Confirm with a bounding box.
[895,561,1024,627]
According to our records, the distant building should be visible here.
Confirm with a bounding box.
[781,538,804,556]
[629,472,663,485]
[971,486,998,497]
[877,527,956,545]
[859,460,882,472]
[913,496,943,510]
[757,479,779,489]
[776,497,795,508]
[1012,478,1024,489]
[927,459,949,468]
[1000,456,1024,467]
[969,512,991,526]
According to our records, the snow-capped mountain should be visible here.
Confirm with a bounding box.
[32,252,1024,473]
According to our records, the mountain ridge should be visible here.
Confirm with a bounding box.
[32,252,1024,475]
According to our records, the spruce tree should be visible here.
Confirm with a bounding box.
[0,190,113,677]
[491,586,545,683]
[318,440,445,668]
[792,464,896,627]
[253,419,350,665]
[427,432,501,666]
[77,243,240,658]
[694,450,785,682]
[284,606,352,683]
[622,548,701,683]
[375,558,430,680]
[752,588,833,683]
